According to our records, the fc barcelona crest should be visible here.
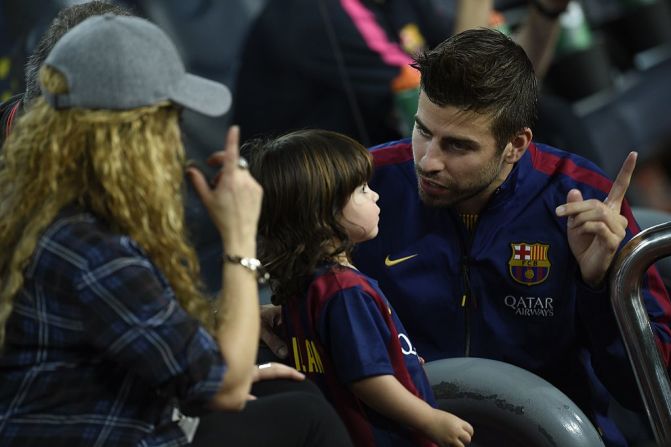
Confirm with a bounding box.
[508,243,551,286]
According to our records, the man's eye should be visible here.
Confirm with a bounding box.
[451,140,476,152]
[415,124,429,137]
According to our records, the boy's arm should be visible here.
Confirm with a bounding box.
[350,375,473,447]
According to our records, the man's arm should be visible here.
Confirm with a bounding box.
[453,0,493,35]
[514,0,569,79]
[453,0,569,79]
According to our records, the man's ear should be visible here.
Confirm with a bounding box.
[505,127,532,163]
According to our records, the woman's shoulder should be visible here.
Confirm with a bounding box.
[33,207,148,274]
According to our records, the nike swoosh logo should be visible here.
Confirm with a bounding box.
[384,254,418,267]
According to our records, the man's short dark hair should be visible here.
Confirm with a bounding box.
[23,1,134,104]
[412,28,538,149]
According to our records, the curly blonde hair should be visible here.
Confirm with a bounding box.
[0,66,213,345]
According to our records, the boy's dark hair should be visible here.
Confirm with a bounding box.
[412,28,538,149]
[244,129,373,305]
[23,1,134,104]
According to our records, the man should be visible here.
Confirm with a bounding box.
[354,28,671,446]
[262,28,671,446]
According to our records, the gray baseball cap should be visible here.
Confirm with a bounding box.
[42,14,231,117]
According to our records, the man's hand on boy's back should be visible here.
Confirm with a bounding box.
[260,304,289,359]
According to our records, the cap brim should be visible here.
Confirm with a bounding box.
[170,73,232,117]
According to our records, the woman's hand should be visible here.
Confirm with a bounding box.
[188,125,263,254]
[246,362,306,401]
[252,362,306,383]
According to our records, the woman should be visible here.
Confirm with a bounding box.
[0,14,351,447]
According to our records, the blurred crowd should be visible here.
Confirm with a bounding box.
[2,0,671,204]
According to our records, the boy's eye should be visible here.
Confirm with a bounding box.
[361,184,368,193]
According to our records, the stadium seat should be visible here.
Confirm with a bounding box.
[424,357,604,447]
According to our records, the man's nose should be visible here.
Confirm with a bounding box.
[418,140,444,173]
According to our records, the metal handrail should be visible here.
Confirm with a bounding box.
[610,220,671,444]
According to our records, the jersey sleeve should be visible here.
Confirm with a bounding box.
[317,286,395,384]
[288,2,412,95]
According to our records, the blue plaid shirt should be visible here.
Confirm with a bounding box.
[0,209,225,446]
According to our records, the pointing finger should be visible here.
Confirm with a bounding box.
[220,125,240,176]
[605,151,637,210]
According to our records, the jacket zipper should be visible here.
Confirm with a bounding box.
[461,254,472,357]
[458,186,504,355]
[457,212,482,357]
